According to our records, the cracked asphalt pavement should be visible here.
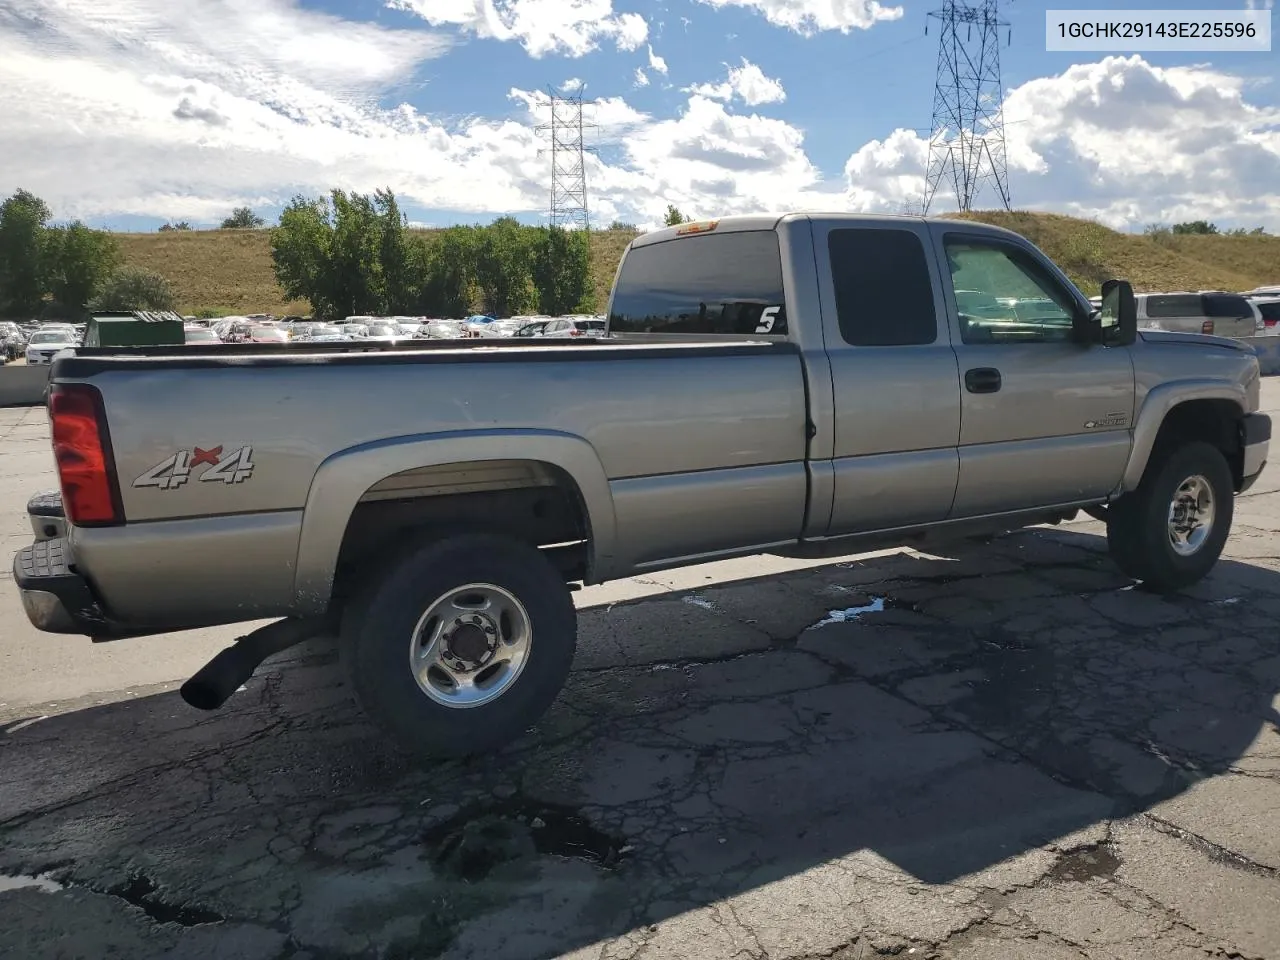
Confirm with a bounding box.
[3,381,1280,960]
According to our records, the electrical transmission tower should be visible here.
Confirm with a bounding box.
[534,85,598,231]
[922,0,1012,214]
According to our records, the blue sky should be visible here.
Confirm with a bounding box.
[0,0,1276,233]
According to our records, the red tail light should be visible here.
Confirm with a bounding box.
[1201,320,1215,335]
[48,383,123,526]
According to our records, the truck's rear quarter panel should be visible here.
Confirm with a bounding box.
[63,345,809,626]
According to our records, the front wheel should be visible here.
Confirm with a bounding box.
[340,533,578,759]
[1106,441,1234,593]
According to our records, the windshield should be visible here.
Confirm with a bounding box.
[251,327,286,339]
[30,331,70,344]
[185,329,218,341]
[366,324,397,336]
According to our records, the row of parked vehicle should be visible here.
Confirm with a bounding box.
[0,321,86,364]
[1086,286,1280,338]
[194,313,608,345]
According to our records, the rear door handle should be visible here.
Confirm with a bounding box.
[964,367,1002,394]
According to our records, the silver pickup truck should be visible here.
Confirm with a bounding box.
[13,213,1272,758]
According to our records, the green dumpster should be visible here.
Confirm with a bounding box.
[85,311,186,348]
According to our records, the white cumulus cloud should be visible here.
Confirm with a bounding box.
[687,59,786,106]
[647,44,668,75]
[840,56,1280,231]
[693,0,903,34]
[388,0,647,58]
[1,1,1277,237]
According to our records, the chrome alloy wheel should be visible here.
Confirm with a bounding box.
[1167,474,1216,557]
[408,583,533,708]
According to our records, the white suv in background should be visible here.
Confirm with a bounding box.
[1249,297,1280,336]
[1134,291,1259,338]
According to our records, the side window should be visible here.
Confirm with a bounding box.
[827,228,936,346]
[1146,294,1202,318]
[608,231,787,336]
[944,238,1077,344]
[1203,293,1251,318]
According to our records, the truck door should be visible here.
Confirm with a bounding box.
[813,220,963,535]
[933,226,1136,517]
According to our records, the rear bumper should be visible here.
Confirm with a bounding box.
[13,538,116,635]
[1240,412,1271,493]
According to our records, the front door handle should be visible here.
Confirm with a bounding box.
[964,367,1002,394]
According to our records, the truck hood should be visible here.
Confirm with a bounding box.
[1137,330,1253,352]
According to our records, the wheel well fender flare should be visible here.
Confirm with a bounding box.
[1121,380,1247,492]
[291,429,618,613]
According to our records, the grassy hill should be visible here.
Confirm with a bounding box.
[114,226,635,318]
[115,212,1280,317]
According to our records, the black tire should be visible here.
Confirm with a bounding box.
[1106,440,1234,593]
[340,533,577,759]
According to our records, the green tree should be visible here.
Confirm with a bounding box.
[327,190,383,317]
[374,189,412,313]
[221,206,265,229]
[271,195,337,317]
[41,221,121,312]
[474,216,534,317]
[531,226,593,315]
[0,189,52,316]
[608,219,637,231]
[415,226,479,318]
[662,204,688,226]
[159,221,192,231]
[90,267,177,311]
[1171,220,1218,235]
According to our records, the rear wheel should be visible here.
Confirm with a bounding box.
[1106,441,1233,592]
[340,533,577,758]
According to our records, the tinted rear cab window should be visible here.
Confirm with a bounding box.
[827,228,936,346]
[608,230,787,336]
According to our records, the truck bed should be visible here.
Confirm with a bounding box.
[51,336,814,630]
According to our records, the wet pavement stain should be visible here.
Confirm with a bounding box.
[422,799,626,882]
[1044,844,1122,883]
[105,874,226,926]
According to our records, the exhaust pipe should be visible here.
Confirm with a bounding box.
[180,618,323,710]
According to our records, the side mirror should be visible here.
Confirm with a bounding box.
[1098,278,1136,347]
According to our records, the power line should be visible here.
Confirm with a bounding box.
[921,0,1013,214]
[534,85,598,232]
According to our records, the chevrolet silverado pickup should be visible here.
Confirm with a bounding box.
[12,213,1272,758]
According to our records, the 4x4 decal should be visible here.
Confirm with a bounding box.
[132,446,255,490]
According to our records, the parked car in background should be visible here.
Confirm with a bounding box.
[1135,291,1258,338]
[362,322,405,343]
[24,328,80,364]
[0,321,26,360]
[540,317,607,338]
[415,320,465,339]
[512,320,550,337]
[247,326,289,344]
[183,326,223,346]
[1251,298,1280,336]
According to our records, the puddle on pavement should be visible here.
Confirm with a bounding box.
[423,800,626,882]
[0,873,64,894]
[1044,844,1122,883]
